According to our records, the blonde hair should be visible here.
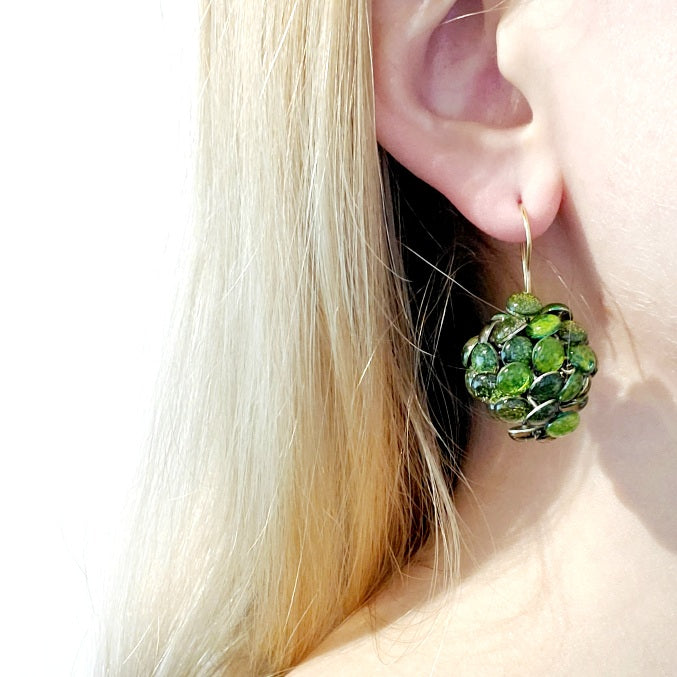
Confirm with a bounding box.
[99,1,473,674]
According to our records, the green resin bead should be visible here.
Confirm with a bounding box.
[546,411,580,438]
[532,336,565,373]
[506,292,543,316]
[559,370,586,403]
[461,293,596,441]
[465,372,497,402]
[525,314,562,339]
[491,397,530,422]
[462,336,479,367]
[530,371,564,403]
[495,362,533,397]
[541,303,572,320]
[500,336,533,365]
[470,342,499,374]
[568,344,597,374]
[491,315,527,344]
[525,399,560,425]
[559,320,588,345]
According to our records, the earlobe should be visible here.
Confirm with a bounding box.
[372,0,562,241]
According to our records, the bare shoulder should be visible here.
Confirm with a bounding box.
[287,607,403,676]
[289,563,447,676]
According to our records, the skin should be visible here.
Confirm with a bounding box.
[293,1,677,673]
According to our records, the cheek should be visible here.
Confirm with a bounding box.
[532,1,677,312]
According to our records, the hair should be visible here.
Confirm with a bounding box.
[99,1,483,674]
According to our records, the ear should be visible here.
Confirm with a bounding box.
[372,0,562,242]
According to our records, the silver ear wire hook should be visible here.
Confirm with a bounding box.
[520,204,532,294]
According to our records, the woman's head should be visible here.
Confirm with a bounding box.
[100,1,677,674]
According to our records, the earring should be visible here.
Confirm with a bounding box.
[462,205,597,441]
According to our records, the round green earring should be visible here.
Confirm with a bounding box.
[462,205,597,441]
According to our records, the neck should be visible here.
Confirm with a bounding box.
[292,218,677,674]
[457,365,677,572]
[459,211,677,574]
[444,248,677,670]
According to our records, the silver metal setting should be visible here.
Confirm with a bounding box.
[520,203,533,294]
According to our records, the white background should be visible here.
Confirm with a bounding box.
[0,1,197,673]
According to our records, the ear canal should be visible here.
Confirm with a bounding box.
[423,0,532,129]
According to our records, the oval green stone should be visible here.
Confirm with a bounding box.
[470,343,499,374]
[559,320,588,345]
[541,302,572,320]
[568,344,597,374]
[462,336,479,367]
[525,399,560,425]
[532,336,565,374]
[500,336,533,365]
[491,396,530,422]
[495,362,533,396]
[465,372,497,402]
[490,315,527,344]
[525,314,562,339]
[559,370,586,402]
[470,342,499,374]
[506,292,543,316]
[530,371,564,403]
[545,411,580,438]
